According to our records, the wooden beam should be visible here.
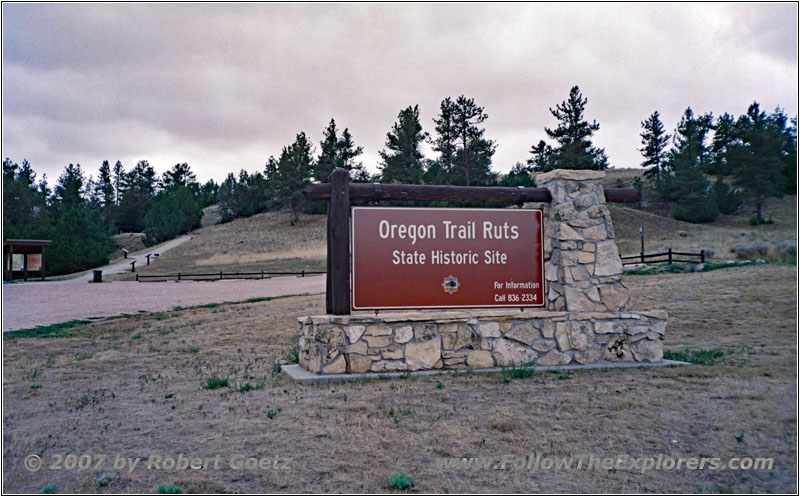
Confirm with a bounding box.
[304,183,639,204]
[328,168,351,315]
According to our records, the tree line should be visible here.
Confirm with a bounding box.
[3,159,213,275]
[638,103,796,223]
[4,86,796,275]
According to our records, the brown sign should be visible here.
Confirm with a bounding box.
[351,207,544,310]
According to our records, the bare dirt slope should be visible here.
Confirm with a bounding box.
[2,264,796,494]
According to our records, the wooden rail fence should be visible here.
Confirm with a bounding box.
[136,270,324,282]
[621,249,706,265]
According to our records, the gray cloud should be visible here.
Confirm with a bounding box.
[2,3,797,183]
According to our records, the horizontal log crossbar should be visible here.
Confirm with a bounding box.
[303,183,639,204]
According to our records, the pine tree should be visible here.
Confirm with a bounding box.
[708,113,736,176]
[277,132,315,223]
[639,111,670,179]
[113,160,124,205]
[161,162,197,192]
[497,162,536,187]
[431,97,458,184]
[379,105,428,184]
[658,108,718,223]
[527,140,557,172]
[452,95,491,186]
[543,85,607,170]
[94,160,116,229]
[728,102,787,222]
[53,164,86,208]
[338,127,364,180]
[315,119,340,182]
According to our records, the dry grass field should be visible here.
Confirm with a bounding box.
[3,262,796,494]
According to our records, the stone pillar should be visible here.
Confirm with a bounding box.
[536,169,630,313]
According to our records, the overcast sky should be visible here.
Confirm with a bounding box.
[2,3,797,184]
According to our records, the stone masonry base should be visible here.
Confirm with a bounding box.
[298,309,667,375]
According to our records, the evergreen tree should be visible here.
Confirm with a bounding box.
[197,179,219,208]
[712,176,743,214]
[378,105,428,184]
[728,102,787,222]
[161,162,197,192]
[708,113,736,176]
[527,140,557,172]
[452,137,497,186]
[315,119,340,182]
[452,95,492,186]
[431,97,458,184]
[497,162,536,187]
[639,111,670,179]
[338,127,364,180]
[2,158,49,239]
[276,132,315,223]
[113,160,124,205]
[143,186,202,246]
[543,85,607,170]
[94,160,116,229]
[657,108,718,223]
[46,206,113,274]
[53,163,86,208]
[117,160,156,232]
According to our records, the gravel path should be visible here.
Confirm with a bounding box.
[2,275,325,331]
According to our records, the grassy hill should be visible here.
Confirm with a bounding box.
[115,177,795,280]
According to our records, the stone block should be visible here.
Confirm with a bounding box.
[364,335,392,348]
[583,224,607,241]
[537,350,572,366]
[414,323,438,341]
[600,285,629,311]
[573,346,603,364]
[505,322,540,345]
[594,241,623,277]
[366,324,392,336]
[382,347,404,360]
[323,355,346,374]
[371,360,406,372]
[466,350,494,369]
[531,338,556,352]
[394,325,413,344]
[405,337,442,371]
[536,169,605,183]
[631,338,663,362]
[476,322,501,338]
[494,338,537,367]
[346,325,366,343]
[568,321,594,351]
[340,341,367,355]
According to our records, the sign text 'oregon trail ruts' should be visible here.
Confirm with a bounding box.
[351,207,544,310]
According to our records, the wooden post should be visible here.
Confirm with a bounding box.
[220,271,223,280]
[639,226,645,263]
[668,248,672,264]
[23,253,28,281]
[328,168,351,315]
[701,249,705,263]
[146,254,151,265]
[130,261,136,272]
[5,245,12,281]
[41,246,46,281]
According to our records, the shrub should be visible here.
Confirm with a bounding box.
[775,240,797,260]
[729,241,770,259]
[157,484,183,494]
[671,193,719,223]
[388,471,415,490]
[201,374,229,390]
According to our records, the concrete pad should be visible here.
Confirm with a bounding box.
[282,359,691,384]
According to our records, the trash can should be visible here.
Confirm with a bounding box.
[93,270,102,283]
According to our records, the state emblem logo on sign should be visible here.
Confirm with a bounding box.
[442,275,459,295]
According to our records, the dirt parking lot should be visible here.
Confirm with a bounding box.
[1,264,796,493]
